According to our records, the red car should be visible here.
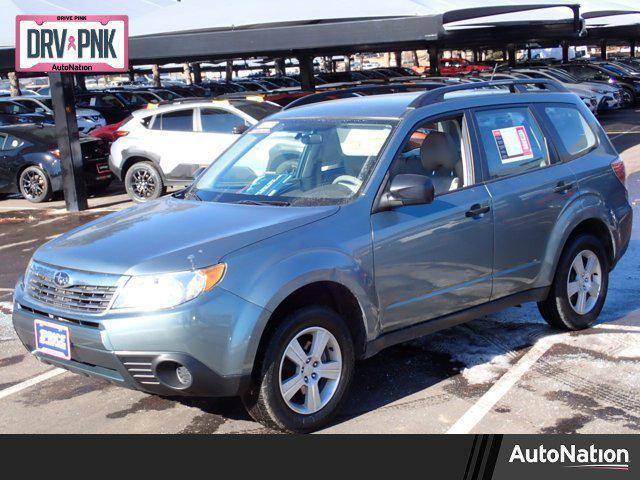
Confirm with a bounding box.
[439,58,492,76]
[89,120,126,142]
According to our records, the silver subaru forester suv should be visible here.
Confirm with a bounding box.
[13,80,632,432]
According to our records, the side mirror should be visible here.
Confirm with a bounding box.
[192,166,207,180]
[232,124,249,135]
[377,174,435,211]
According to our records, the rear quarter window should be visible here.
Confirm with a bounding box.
[543,105,597,158]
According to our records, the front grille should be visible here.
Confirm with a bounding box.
[28,271,117,314]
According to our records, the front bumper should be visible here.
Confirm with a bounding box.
[12,281,265,397]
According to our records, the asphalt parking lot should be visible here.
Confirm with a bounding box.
[0,108,639,434]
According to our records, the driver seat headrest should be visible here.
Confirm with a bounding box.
[420,131,459,172]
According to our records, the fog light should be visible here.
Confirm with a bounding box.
[176,365,193,386]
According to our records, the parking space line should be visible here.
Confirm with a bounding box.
[0,368,65,401]
[446,338,555,434]
[446,318,640,434]
[0,239,37,251]
[608,125,640,141]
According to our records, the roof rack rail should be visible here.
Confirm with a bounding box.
[283,83,437,110]
[409,79,569,108]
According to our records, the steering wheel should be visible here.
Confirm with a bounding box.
[332,175,362,193]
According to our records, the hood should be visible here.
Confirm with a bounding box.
[34,196,338,276]
[581,82,618,94]
[76,108,102,118]
[567,85,595,98]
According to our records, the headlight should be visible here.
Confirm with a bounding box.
[111,263,225,311]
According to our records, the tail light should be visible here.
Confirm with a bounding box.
[113,130,129,138]
[611,158,626,185]
[49,149,61,158]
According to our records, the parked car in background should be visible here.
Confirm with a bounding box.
[0,113,34,126]
[89,120,125,143]
[0,124,112,202]
[4,95,107,133]
[13,79,631,432]
[0,100,54,125]
[486,70,599,114]
[439,57,492,76]
[109,98,282,201]
[75,91,133,123]
[559,62,640,103]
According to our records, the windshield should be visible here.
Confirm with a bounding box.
[189,118,395,206]
[234,102,281,121]
[544,69,577,83]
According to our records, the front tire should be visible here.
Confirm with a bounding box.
[243,306,355,433]
[538,234,609,330]
[19,166,52,203]
[124,161,165,202]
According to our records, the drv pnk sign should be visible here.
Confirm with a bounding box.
[16,15,128,73]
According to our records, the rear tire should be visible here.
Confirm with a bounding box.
[538,234,609,330]
[124,161,165,202]
[19,166,52,203]
[242,306,355,433]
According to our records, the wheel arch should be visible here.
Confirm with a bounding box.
[16,162,55,191]
[250,280,368,382]
[120,153,165,182]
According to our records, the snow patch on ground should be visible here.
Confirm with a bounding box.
[422,305,552,385]
[0,301,15,341]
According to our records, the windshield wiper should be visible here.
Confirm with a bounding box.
[236,199,290,206]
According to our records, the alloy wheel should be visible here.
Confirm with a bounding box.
[567,249,602,315]
[131,168,157,199]
[278,326,342,415]
[21,169,45,200]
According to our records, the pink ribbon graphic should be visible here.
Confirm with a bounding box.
[67,36,77,50]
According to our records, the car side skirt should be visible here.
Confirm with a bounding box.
[363,287,550,358]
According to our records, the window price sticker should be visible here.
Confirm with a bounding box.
[492,125,533,163]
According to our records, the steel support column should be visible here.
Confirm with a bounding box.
[74,73,87,92]
[275,58,286,76]
[8,71,20,96]
[508,45,516,67]
[428,46,439,75]
[600,39,607,60]
[49,72,88,212]
[183,62,193,84]
[192,63,202,84]
[561,41,569,63]
[152,64,161,87]
[225,60,233,81]
[298,54,315,91]
[631,39,636,58]
[394,51,402,67]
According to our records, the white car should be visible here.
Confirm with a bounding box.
[109,98,282,202]
[512,69,622,112]
[6,95,106,133]
[481,71,599,114]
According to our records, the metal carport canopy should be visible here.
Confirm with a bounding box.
[126,2,583,64]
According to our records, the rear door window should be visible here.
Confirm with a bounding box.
[473,106,551,180]
[199,108,246,133]
[543,105,597,158]
[155,109,194,132]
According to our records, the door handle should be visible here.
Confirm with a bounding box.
[554,181,574,194]
[465,203,490,217]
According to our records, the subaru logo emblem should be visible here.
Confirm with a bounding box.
[53,271,70,288]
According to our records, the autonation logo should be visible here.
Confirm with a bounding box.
[509,444,630,471]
